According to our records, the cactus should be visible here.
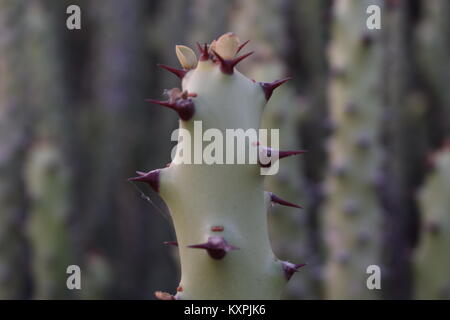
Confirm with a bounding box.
[0,0,31,299]
[415,145,450,299]
[131,33,306,299]
[231,0,318,299]
[322,0,383,299]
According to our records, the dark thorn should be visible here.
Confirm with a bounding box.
[356,132,371,149]
[188,236,238,260]
[236,40,250,54]
[259,147,307,167]
[128,169,160,193]
[343,199,358,216]
[336,251,351,265]
[196,42,209,61]
[157,64,187,80]
[282,261,306,280]
[163,241,178,247]
[259,77,292,101]
[427,221,440,235]
[212,49,254,75]
[146,98,195,121]
[361,32,373,47]
[270,192,302,209]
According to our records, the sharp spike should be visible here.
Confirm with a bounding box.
[278,149,308,159]
[188,236,238,260]
[236,40,250,54]
[259,77,292,101]
[163,241,179,247]
[128,169,160,193]
[270,192,303,209]
[212,49,254,75]
[157,64,187,80]
[196,42,209,61]
[259,147,307,167]
[282,261,307,280]
[146,98,195,121]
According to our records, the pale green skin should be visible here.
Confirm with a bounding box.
[157,60,287,299]
[415,150,450,300]
[322,0,383,299]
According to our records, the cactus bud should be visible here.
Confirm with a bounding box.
[175,45,198,70]
[214,32,240,59]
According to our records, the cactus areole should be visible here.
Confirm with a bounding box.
[130,33,305,299]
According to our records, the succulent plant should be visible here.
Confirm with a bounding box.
[322,0,383,299]
[130,33,306,300]
[415,144,450,299]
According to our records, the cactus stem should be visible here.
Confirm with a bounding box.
[236,39,250,54]
[145,98,195,121]
[196,42,209,61]
[128,169,160,192]
[163,241,179,247]
[212,49,254,75]
[281,261,307,281]
[270,192,303,209]
[187,236,239,260]
[259,77,292,101]
[157,64,187,80]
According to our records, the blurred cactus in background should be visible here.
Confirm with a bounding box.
[323,0,383,299]
[415,145,450,300]
[0,0,31,299]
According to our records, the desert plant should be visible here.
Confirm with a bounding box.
[414,144,450,299]
[130,33,306,299]
[322,0,383,299]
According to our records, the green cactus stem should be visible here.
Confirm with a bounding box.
[415,145,450,299]
[131,33,305,299]
[322,0,383,299]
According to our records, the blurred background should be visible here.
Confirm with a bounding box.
[1,0,449,299]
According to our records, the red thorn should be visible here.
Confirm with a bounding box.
[270,192,303,209]
[259,147,307,167]
[146,98,195,121]
[279,149,308,159]
[163,241,178,247]
[211,226,224,232]
[196,42,209,61]
[282,261,306,280]
[188,236,238,260]
[236,40,250,54]
[128,169,160,193]
[259,77,292,101]
[157,64,187,80]
[212,49,254,75]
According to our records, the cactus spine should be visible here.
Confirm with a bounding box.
[323,0,383,299]
[132,33,305,299]
[415,146,450,299]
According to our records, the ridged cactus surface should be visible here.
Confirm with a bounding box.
[131,33,305,299]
